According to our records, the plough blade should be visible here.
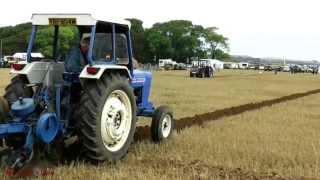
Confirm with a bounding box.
[0,123,28,139]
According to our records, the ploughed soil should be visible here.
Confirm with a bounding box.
[134,88,320,141]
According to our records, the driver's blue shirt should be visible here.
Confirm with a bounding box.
[64,46,87,72]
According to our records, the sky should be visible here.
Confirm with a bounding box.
[0,0,319,61]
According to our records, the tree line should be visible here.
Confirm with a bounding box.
[0,19,229,63]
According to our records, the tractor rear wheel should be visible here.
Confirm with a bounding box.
[78,73,137,162]
[4,75,33,105]
[190,72,194,78]
[151,106,174,142]
[209,68,214,78]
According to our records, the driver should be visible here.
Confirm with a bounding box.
[64,36,90,72]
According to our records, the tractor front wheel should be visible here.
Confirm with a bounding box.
[78,73,136,162]
[151,106,174,142]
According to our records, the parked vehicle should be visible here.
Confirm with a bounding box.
[174,63,187,70]
[258,65,265,70]
[223,62,238,69]
[264,65,273,71]
[248,64,256,70]
[159,59,177,70]
[238,62,249,69]
[282,65,290,72]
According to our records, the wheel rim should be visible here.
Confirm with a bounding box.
[161,114,172,138]
[101,90,132,152]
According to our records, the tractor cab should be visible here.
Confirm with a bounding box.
[15,14,134,74]
[11,14,153,114]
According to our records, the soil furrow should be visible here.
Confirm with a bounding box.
[135,88,320,141]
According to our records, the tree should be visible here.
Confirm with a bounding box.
[144,28,173,63]
[204,27,229,59]
[148,20,208,63]
[0,23,32,55]
[0,20,230,63]
[0,24,77,57]
[215,49,230,60]
[34,26,78,57]
[126,18,147,63]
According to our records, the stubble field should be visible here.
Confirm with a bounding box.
[1,69,320,179]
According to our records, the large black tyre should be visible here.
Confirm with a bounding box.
[151,106,174,143]
[4,75,33,105]
[78,73,137,162]
[3,75,33,148]
[0,97,9,122]
[190,72,194,78]
[209,67,214,78]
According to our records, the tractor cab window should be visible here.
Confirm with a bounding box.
[32,26,79,61]
[93,33,113,61]
[92,32,129,65]
[116,33,129,65]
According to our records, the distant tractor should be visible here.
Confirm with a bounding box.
[0,14,175,174]
[190,59,214,78]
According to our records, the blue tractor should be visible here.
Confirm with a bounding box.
[0,14,174,172]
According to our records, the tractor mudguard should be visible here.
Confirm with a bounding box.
[11,62,65,84]
[79,64,132,80]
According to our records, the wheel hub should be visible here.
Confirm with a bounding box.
[101,90,132,152]
[162,115,172,138]
[104,98,126,143]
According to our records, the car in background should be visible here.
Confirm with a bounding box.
[264,65,273,71]
[258,65,265,70]
[248,64,256,70]
[159,59,177,70]
[238,62,249,69]
[282,65,290,72]
[0,58,5,68]
[174,63,187,70]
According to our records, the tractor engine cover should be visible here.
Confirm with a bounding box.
[11,98,35,117]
